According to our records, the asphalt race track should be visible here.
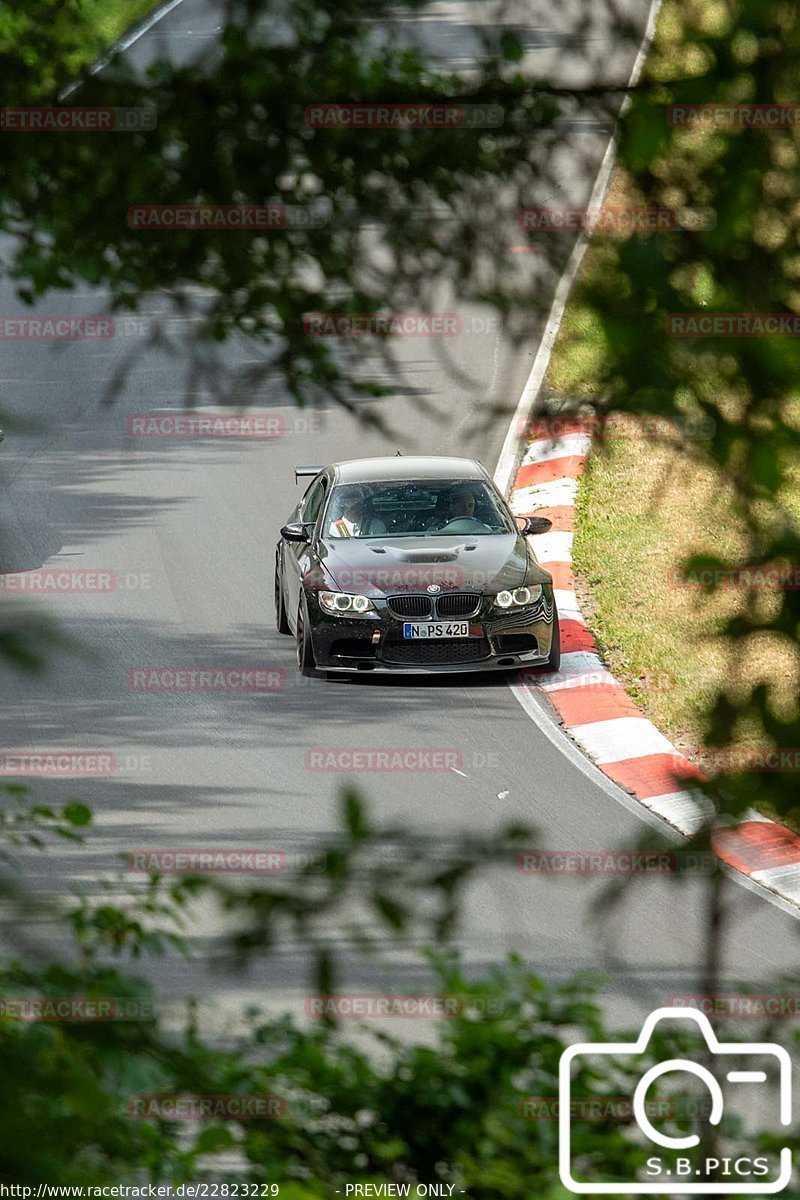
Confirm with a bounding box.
[0,0,797,1035]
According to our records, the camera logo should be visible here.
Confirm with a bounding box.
[559,1006,792,1194]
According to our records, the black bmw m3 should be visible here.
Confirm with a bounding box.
[274,456,560,677]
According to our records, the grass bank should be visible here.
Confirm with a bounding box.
[543,0,800,777]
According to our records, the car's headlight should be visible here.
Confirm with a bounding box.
[319,591,376,616]
[494,585,542,609]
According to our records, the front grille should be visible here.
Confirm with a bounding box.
[383,638,490,665]
[386,594,433,619]
[435,592,481,618]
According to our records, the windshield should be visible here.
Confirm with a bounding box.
[324,479,516,538]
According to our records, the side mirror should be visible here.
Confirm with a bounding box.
[281,522,311,543]
[516,515,552,535]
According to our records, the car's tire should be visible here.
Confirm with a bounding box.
[296,599,318,677]
[274,555,291,634]
[546,615,561,673]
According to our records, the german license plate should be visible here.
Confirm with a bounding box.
[403,621,472,639]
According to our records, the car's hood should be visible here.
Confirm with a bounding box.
[315,533,549,595]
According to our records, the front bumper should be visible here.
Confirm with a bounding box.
[304,591,558,675]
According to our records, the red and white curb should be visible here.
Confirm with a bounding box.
[508,420,800,910]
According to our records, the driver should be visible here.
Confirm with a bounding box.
[429,485,491,533]
[444,487,476,521]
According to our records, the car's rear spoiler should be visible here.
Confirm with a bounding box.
[294,465,323,483]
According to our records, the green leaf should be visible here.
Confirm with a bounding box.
[62,803,92,827]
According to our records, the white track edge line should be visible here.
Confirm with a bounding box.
[59,0,187,99]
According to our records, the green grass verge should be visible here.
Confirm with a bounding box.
[80,0,160,54]
[544,6,800,774]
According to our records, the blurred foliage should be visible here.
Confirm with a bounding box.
[2,793,796,1193]
[0,0,636,411]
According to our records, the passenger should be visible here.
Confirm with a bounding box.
[329,496,365,538]
[329,492,386,537]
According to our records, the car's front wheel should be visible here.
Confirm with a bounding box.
[274,553,291,634]
[546,615,561,673]
[296,599,318,677]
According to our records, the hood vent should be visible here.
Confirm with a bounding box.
[404,553,456,564]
